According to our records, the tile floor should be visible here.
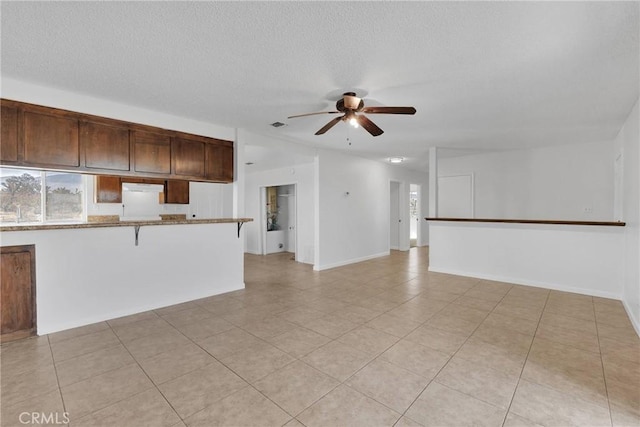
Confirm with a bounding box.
[1,247,639,426]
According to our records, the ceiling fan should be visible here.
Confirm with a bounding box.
[287,92,416,137]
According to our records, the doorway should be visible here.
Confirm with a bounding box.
[390,181,401,250]
[410,184,420,247]
[261,184,297,259]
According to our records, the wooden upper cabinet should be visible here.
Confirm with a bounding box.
[165,180,190,204]
[1,104,18,163]
[95,175,122,203]
[205,141,234,182]
[81,121,130,171]
[23,111,79,167]
[133,130,171,174]
[172,137,205,178]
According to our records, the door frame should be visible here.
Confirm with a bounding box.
[259,182,299,261]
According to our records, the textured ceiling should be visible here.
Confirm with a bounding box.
[2,2,638,171]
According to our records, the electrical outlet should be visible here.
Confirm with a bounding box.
[583,207,593,214]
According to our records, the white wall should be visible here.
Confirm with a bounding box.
[316,149,429,270]
[0,224,244,334]
[438,141,615,221]
[616,99,640,334]
[429,221,625,299]
[390,182,400,250]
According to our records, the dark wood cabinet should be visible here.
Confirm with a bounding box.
[172,137,205,178]
[133,131,171,175]
[165,180,190,204]
[1,103,19,163]
[23,111,79,167]
[205,142,234,182]
[0,99,234,183]
[95,175,122,203]
[1,245,36,343]
[81,121,130,171]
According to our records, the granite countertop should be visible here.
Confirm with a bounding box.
[0,217,253,232]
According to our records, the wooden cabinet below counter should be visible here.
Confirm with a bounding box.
[1,245,36,342]
[0,99,234,184]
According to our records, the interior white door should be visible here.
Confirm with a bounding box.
[287,194,296,253]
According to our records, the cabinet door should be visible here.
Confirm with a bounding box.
[205,142,234,182]
[133,131,171,174]
[1,104,18,163]
[23,111,79,167]
[1,245,36,342]
[172,138,205,178]
[95,176,122,203]
[81,121,130,171]
[165,180,190,204]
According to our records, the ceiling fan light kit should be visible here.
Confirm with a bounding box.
[288,92,416,137]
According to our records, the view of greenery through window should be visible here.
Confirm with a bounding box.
[0,168,83,223]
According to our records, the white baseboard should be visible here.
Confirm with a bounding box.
[622,298,640,338]
[314,251,390,271]
[428,266,622,300]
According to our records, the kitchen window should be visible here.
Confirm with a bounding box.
[0,168,84,224]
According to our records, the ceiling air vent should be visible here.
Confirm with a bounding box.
[270,121,286,128]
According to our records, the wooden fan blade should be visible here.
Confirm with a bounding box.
[343,95,362,110]
[361,106,416,115]
[288,111,340,119]
[315,116,344,135]
[357,115,384,136]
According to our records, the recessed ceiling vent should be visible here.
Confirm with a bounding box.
[271,121,286,128]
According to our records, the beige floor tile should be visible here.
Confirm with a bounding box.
[545,303,596,322]
[297,384,400,427]
[241,316,298,339]
[610,402,640,427]
[111,317,174,342]
[254,360,340,416]
[184,386,292,427]
[0,338,53,378]
[540,311,598,335]
[336,326,399,356]
[107,311,159,327]
[503,412,544,427]
[138,342,216,385]
[61,364,153,420]
[48,321,110,344]
[195,326,264,358]
[123,329,192,360]
[159,306,214,329]
[527,337,603,374]
[535,322,600,353]
[598,322,640,345]
[472,323,534,354]
[276,306,327,325]
[302,341,373,381]
[158,360,247,418]
[394,416,425,426]
[365,313,422,338]
[481,312,539,336]
[602,353,640,387]
[335,304,384,324]
[386,303,442,323]
[346,359,429,413]
[0,364,59,408]
[220,341,296,383]
[405,382,506,427]
[510,379,611,427]
[493,301,544,322]
[154,301,202,316]
[55,344,135,387]
[435,357,519,409]
[72,388,180,427]
[0,389,65,426]
[50,329,121,362]
[283,419,306,427]
[599,336,640,364]
[452,294,500,311]
[404,325,468,355]
[299,315,359,339]
[267,326,331,358]
[454,337,528,376]
[173,316,235,341]
[606,379,640,418]
[425,312,480,336]
[379,340,450,380]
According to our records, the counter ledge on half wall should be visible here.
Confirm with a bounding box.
[0,217,254,232]
[425,218,625,227]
